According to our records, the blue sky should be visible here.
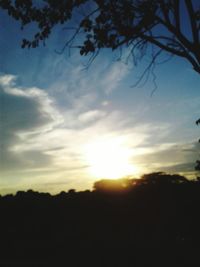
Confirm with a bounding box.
[0,6,200,195]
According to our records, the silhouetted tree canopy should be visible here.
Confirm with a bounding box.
[93,172,190,193]
[0,0,200,73]
[136,172,189,185]
[1,172,200,266]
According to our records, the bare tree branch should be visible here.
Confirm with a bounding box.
[185,0,199,45]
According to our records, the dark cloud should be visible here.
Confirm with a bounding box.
[0,149,52,171]
[0,76,56,172]
[0,88,52,133]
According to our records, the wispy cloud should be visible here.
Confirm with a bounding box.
[133,141,199,177]
[100,61,129,94]
[0,69,198,194]
[78,109,106,123]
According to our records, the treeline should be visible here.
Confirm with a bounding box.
[1,172,200,266]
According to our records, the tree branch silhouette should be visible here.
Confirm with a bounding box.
[0,0,199,73]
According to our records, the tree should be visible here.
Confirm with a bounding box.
[0,0,200,74]
[134,172,189,186]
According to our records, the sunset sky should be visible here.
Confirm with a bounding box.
[0,6,200,195]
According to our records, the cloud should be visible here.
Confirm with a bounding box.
[133,141,199,176]
[1,74,63,131]
[0,74,172,179]
[0,74,63,172]
[47,55,130,113]
[78,109,106,123]
[0,70,198,194]
[100,61,129,94]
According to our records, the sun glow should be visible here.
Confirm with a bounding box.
[84,137,139,179]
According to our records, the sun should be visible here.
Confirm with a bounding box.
[84,136,139,179]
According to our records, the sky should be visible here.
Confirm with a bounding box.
[0,4,200,195]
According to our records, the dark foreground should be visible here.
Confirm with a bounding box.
[1,173,200,266]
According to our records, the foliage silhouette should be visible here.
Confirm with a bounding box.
[93,172,189,193]
[0,172,200,266]
[0,0,200,74]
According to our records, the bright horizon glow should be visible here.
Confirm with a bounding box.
[84,137,140,179]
